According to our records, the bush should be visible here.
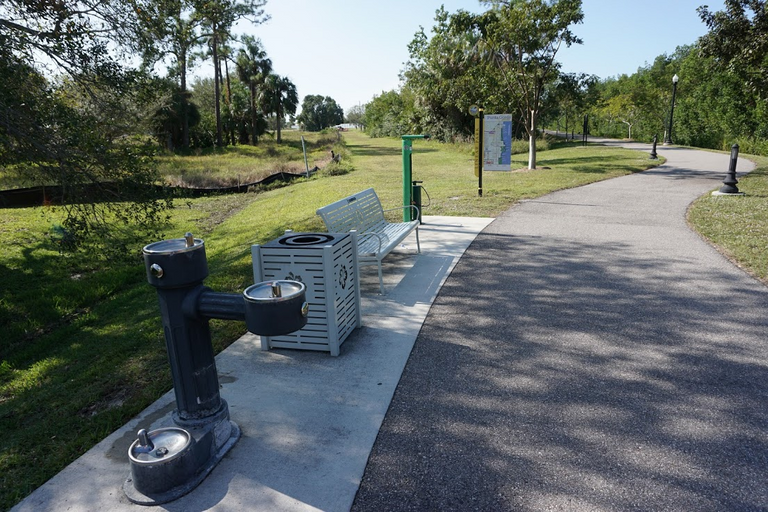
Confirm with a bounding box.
[319,159,354,177]
[511,135,551,155]
[731,137,768,157]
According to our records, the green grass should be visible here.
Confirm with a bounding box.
[156,130,341,188]
[338,131,659,218]
[688,155,768,284]
[0,131,662,510]
[0,130,343,190]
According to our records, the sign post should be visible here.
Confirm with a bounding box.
[470,105,484,197]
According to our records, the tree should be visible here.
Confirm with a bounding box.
[363,90,415,138]
[189,77,218,146]
[698,0,768,99]
[573,36,768,153]
[1,0,141,81]
[1,0,170,254]
[588,50,691,143]
[152,79,202,149]
[673,45,763,149]
[345,104,365,129]
[261,74,298,142]
[458,0,583,169]
[132,0,205,149]
[194,0,268,146]
[297,95,344,132]
[236,36,272,144]
[226,74,261,144]
[402,7,499,141]
[218,37,239,145]
[544,72,596,136]
[604,94,639,139]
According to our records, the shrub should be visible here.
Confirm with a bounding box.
[511,135,551,155]
[319,160,354,177]
[731,137,768,157]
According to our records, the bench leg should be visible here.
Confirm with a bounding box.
[416,227,421,253]
[378,261,384,294]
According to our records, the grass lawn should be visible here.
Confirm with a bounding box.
[0,131,666,509]
[328,131,658,218]
[0,130,342,190]
[155,130,342,188]
[687,154,768,284]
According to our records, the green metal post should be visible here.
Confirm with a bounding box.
[402,138,412,222]
[401,135,429,222]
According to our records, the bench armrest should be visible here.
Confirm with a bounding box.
[383,205,420,219]
[358,231,384,254]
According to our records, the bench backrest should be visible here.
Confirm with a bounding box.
[316,188,386,233]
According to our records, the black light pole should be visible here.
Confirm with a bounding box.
[664,74,679,145]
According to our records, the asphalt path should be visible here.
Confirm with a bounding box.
[352,141,768,511]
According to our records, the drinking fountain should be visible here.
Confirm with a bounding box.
[123,233,308,505]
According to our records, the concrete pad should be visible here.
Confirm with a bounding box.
[12,216,492,512]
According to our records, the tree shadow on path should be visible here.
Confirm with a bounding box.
[353,233,768,511]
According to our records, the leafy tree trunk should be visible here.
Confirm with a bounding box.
[180,47,190,149]
[262,74,298,138]
[236,36,271,145]
[211,31,223,147]
[223,55,235,145]
[276,90,282,143]
[250,83,258,144]
[196,0,269,147]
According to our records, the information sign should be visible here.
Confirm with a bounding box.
[483,114,513,171]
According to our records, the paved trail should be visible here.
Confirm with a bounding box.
[353,143,768,511]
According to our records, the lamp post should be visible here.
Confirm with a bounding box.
[664,74,679,145]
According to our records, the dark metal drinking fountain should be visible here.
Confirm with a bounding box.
[123,233,308,505]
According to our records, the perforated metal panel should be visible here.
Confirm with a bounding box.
[251,232,361,356]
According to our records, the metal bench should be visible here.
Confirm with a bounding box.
[316,188,420,293]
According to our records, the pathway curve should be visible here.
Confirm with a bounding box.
[352,142,768,511]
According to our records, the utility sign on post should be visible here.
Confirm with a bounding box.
[483,114,513,171]
[474,117,481,177]
[469,105,484,196]
[470,105,482,179]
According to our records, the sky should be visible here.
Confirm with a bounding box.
[229,0,725,114]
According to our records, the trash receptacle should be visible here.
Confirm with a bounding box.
[251,232,361,356]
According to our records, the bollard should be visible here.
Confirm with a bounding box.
[650,134,658,160]
[715,144,744,195]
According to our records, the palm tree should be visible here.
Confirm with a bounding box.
[195,0,268,147]
[260,74,298,143]
[136,0,205,149]
[219,37,238,145]
[236,36,272,144]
